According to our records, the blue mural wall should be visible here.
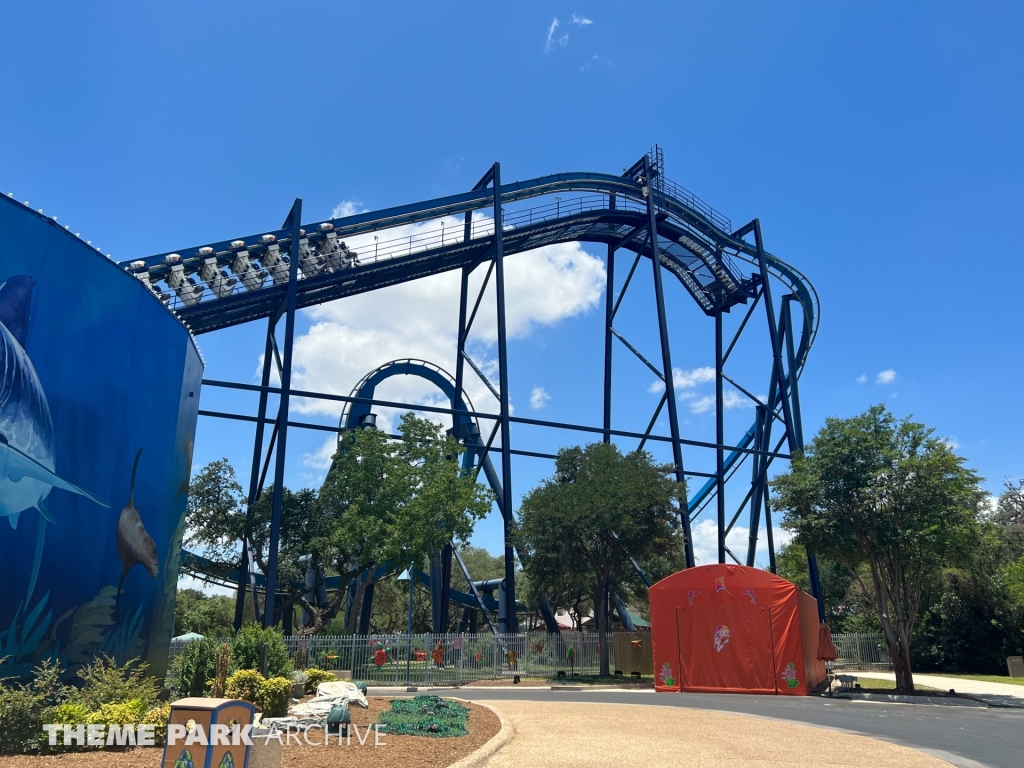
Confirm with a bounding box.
[0,195,203,678]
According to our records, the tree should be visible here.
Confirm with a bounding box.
[174,589,236,638]
[318,413,494,633]
[184,415,493,635]
[184,459,248,569]
[184,459,337,630]
[772,405,984,691]
[516,442,684,675]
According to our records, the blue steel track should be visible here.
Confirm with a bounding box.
[124,152,822,631]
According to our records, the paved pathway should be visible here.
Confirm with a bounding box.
[483,700,952,768]
[852,672,1024,707]
[372,688,1024,768]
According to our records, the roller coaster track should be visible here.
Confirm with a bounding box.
[121,172,818,363]
[123,163,819,500]
[131,157,820,617]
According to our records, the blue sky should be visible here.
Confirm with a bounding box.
[3,2,1022,569]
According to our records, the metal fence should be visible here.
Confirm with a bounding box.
[284,632,622,687]
[170,632,635,686]
[168,630,893,684]
[830,633,892,671]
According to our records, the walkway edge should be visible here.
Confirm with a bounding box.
[447,702,515,768]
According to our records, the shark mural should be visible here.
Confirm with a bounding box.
[0,197,204,679]
[0,275,109,599]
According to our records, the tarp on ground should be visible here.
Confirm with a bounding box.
[649,564,827,696]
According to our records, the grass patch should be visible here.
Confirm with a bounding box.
[377,696,469,737]
[927,673,1024,687]
[845,677,942,693]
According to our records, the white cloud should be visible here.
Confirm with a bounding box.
[331,200,366,219]
[648,366,716,394]
[941,436,960,450]
[875,369,897,384]
[285,214,605,469]
[687,389,761,415]
[690,519,792,567]
[571,13,593,25]
[529,386,551,409]
[544,18,560,52]
[855,374,867,384]
[580,55,600,72]
[648,366,760,414]
[304,437,339,470]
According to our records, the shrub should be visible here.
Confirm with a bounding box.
[224,669,265,703]
[302,668,335,694]
[0,686,49,754]
[0,660,68,755]
[256,677,292,718]
[143,704,171,746]
[73,656,159,711]
[46,702,90,727]
[231,624,292,678]
[89,699,148,726]
[167,638,217,700]
[209,643,231,698]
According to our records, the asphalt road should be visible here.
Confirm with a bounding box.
[388,688,1024,768]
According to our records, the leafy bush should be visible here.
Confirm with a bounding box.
[0,659,70,755]
[143,704,171,746]
[89,699,148,727]
[0,687,49,754]
[209,643,231,698]
[231,624,292,677]
[302,668,335,694]
[167,638,217,700]
[73,656,158,711]
[46,702,90,727]
[256,677,292,717]
[224,669,265,703]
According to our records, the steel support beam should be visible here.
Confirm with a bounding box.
[263,198,302,628]
[490,164,518,633]
[644,156,694,568]
[234,316,277,630]
[603,194,616,443]
[716,309,726,564]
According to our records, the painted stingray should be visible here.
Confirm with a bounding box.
[0,275,109,597]
[115,448,158,621]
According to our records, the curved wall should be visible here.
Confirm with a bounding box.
[0,195,203,678]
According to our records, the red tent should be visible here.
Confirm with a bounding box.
[649,564,826,695]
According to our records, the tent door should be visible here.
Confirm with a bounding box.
[675,603,777,693]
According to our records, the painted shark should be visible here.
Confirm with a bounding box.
[0,275,109,528]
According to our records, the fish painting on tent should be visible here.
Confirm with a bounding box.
[0,274,109,598]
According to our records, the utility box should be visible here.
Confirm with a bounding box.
[1008,656,1024,678]
[161,698,256,768]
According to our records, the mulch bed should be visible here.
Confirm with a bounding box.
[0,698,501,768]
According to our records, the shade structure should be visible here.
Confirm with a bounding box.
[817,623,838,662]
[649,564,827,696]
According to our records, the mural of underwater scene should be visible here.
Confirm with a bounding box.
[0,196,203,679]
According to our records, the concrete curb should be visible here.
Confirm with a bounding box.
[446,702,514,768]
[833,692,988,707]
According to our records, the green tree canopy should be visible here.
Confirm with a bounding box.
[173,588,236,638]
[184,415,493,635]
[772,405,984,691]
[317,413,494,632]
[516,442,684,674]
